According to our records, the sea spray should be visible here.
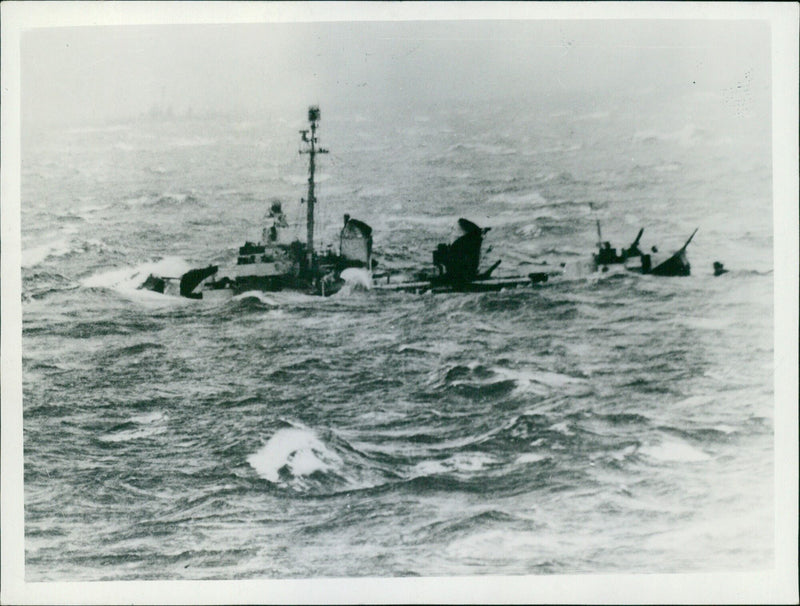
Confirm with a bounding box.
[247,428,343,484]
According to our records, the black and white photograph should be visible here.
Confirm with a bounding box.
[2,2,797,604]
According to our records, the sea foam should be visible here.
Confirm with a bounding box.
[232,291,278,306]
[247,428,342,484]
[339,267,373,291]
[639,437,710,462]
[82,257,191,299]
[22,237,75,269]
[99,411,169,443]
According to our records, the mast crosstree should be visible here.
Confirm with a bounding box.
[299,106,328,268]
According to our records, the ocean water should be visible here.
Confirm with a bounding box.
[21,92,774,580]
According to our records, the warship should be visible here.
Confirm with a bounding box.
[371,215,698,296]
[140,107,700,300]
[140,106,374,299]
[590,218,697,277]
[373,218,551,294]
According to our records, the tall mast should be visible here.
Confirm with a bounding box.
[299,106,327,268]
[589,203,602,247]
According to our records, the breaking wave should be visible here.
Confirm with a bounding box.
[23,233,120,270]
[247,424,396,494]
[487,190,548,206]
[433,362,586,397]
[125,192,201,208]
[339,267,373,291]
[639,436,710,462]
[99,411,169,443]
[22,239,74,269]
[81,257,191,300]
[409,452,499,478]
[232,291,278,306]
[248,427,341,484]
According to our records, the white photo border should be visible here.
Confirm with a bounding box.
[2,2,797,604]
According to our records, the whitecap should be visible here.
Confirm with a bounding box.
[410,452,497,477]
[98,426,167,443]
[81,257,193,304]
[410,460,449,476]
[397,344,432,355]
[487,191,547,206]
[471,322,507,335]
[99,411,168,443]
[547,421,574,436]
[130,411,168,424]
[680,316,733,331]
[232,291,278,306]
[530,371,585,388]
[247,428,342,484]
[489,367,585,395]
[339,267,373,291]
[673,394,717,408]
[83,257,190,290]
[22,238,72,268]
[518,224,542,237]
[515,453,549,464]
[639,437,710,462]
[610,444,639,461]
[703,370,754,386]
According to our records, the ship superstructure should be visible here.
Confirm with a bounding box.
[142,106,374,299]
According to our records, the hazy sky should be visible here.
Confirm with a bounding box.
[22,19,770,126]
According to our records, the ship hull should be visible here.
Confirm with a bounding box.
[196,270,344,299]
[649,249,690,276]
[623,249,690,276]
[374,273,549,295]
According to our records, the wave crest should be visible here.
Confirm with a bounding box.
[247,426,396,494]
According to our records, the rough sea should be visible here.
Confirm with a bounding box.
[22,91,774,580]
